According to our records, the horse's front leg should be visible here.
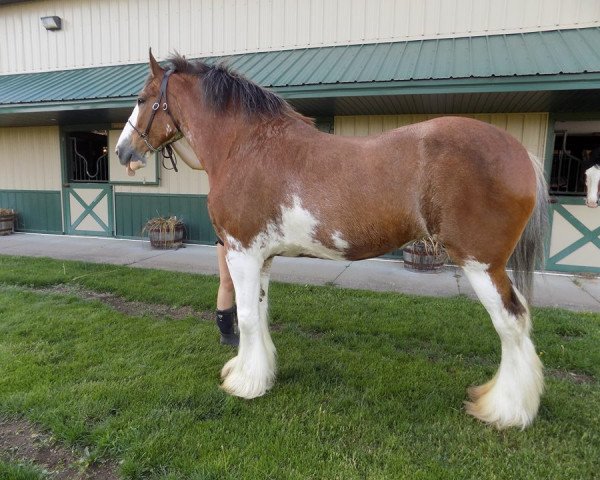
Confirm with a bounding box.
[220,251,276,399]
[259,258,276,362]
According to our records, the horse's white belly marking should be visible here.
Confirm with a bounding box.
[227,195,347,260]
[331,231,350,250]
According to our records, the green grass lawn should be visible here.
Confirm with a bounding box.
[0,460,47,480]
[0,255,598,479]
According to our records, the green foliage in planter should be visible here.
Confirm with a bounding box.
[0,208,16,235]
[0,208,16,216]
[142,215,185,236]
[406,235,447,258]
[142,216,186,249]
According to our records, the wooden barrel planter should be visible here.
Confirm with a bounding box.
[143,217,185,249]
[0,209,16,236]
[403,241,447,273]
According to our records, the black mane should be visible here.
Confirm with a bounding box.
[166,54,291,118]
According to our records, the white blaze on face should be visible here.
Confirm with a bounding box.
[585,166,600,208]
[115,105,145,176]
[116,105,139,151]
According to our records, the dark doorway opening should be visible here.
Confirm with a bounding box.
[67,130,109,183]
[550,132,600,196]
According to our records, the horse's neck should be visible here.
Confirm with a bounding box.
[178,116,237,177]
[180,110,310,177]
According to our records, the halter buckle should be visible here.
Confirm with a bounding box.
[152,102,160,111]
[162,103,168,111]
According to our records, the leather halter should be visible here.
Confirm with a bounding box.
[128,69,181,171]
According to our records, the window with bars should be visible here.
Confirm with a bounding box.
[550,131,600,196]
[67,130,109,183]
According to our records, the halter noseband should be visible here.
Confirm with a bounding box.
[129,69,181,171]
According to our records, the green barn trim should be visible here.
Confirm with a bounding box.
[114,192,217,244]
[0,189,62,233]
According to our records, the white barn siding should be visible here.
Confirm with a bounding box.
[0,126,61,191]
[334,113,549,159]
[113,167,211,196]
[1,0,599,74]
[105,129,210,195]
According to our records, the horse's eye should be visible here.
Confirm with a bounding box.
[137,98,145,105]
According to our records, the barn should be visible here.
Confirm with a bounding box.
[1,0,599,273]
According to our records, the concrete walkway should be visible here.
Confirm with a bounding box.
[1,233,599,313]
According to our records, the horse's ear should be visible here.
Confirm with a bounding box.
[149,48,163,78]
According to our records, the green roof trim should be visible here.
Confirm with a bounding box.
[280,73,600,98]
[1,27,600,112]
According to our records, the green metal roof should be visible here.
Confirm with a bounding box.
[1,27,599,113]
[0,63,148,105]
[239,28,600,87]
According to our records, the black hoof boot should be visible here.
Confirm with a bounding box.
[216,306,239,347]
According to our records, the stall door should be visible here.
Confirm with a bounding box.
[64,184,113,236]
[62,130,114,236]
[547,125,600,273]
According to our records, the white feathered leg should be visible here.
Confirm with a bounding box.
[462,261,543,429]
[221,252,276,399]
[259,258,276,368]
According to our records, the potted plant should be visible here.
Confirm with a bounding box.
[0,208,16,236]
[403,235,447,272]
[143,216,185,249]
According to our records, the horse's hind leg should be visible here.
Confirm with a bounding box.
[461,260,543,429]
[220,252,276,399]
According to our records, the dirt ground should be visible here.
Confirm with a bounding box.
[39,284,213,321]
[0,418,119,479]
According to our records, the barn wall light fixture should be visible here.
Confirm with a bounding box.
[41,16,62,31]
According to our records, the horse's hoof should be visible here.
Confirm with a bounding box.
[220,356,274,399]
[221,356,238,381]
[466,377,496,402]
[464,378,541,430]
[464,400,532,430]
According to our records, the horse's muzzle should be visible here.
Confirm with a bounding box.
[116,140,146,167]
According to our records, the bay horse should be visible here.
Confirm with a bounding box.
[116,51,548,429]
[584,147,600,208]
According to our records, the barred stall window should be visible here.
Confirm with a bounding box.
[550,126,600,197]
[67,130,109,183]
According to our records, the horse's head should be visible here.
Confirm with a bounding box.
[584,147,600,208]
[116,50,182,176]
